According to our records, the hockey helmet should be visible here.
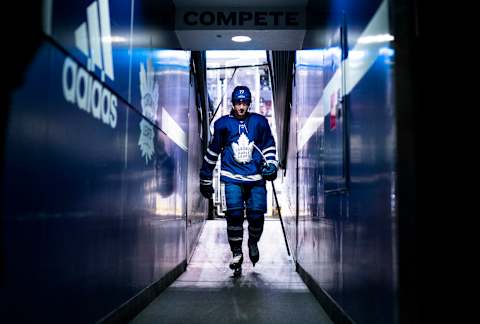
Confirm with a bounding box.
[231,86,252,105]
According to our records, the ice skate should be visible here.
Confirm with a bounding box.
[248,240,259,266]
[229,252,243,269]
[229,252,243,277]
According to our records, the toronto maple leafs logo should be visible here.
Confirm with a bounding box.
[232,133,254,163]
[138,58,158,164]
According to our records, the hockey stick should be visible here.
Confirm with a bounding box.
[252,144,291,256]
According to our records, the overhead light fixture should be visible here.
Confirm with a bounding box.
[231,36,251,43]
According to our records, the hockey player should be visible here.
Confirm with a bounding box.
[199,85,278,277]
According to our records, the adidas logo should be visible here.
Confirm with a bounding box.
[75,0,114,82]
[61,0,118,129]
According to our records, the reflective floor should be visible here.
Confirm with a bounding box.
[130,219,333,324]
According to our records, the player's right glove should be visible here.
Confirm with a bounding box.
[200,181,214,199]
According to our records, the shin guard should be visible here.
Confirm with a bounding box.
[226,209,244,253]
[246,211,264,244]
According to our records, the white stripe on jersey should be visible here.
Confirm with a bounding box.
[204,156,217,165]
[221,170,262,181]
[262,146,276,154]
[207,148,219,157]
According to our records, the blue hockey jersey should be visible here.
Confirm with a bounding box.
[200,112,278,185]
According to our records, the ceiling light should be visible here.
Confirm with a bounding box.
[231,36,251,43]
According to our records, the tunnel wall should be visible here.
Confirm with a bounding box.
[284,0,397,323]
[0,0,207,323]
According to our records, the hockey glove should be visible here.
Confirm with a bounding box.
[261,162,277,181]
[200,183,214,199]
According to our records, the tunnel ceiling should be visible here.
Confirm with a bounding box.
[171,0,311,50]
[140,0,333,50]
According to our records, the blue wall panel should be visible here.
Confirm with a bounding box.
[0,1,207,320]
[341,51,396,323]
[2,43,129,322]
[287,1,397,323]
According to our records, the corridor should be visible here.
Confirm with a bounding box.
[131,220,333,324]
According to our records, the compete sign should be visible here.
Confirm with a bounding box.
[176,8,305,29]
